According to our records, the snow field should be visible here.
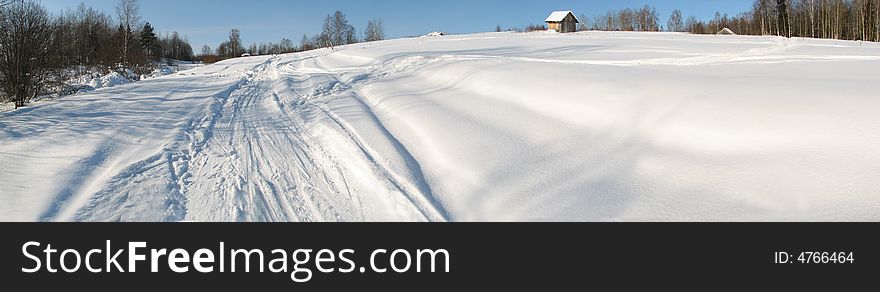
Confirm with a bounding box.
[2,31,879,221]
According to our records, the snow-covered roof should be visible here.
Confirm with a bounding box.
[545,11,579,23]
[717,28,737,35]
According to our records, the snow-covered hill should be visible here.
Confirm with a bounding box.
[2,31,879,222]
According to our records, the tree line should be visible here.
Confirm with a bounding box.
[496,6,660,33]
[575,0,879,42]
[1,2,386,108]
[678,0,880,42]
[591,5,661,32]
[199,11,384,63]
[0,0,194,108]
[496,0,878,42]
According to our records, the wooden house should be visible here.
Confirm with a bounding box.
[545,11,579,33]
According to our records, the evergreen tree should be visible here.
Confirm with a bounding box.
[140,22,157,61]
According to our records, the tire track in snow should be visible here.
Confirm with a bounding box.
[50,50,461,222]
[71,78,244,221]
[317,105,450,222]
[180,57,362,221]
[292,51,463,221]
[277,52,452,221]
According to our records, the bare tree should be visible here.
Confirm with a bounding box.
[637,5,660,31]
[668,9,684,31]
[345,26,358,44]
[321,11,356,47]
[200,45,212,56]
[227,28,243,57]
[0,0,53,108]
[278,38,292,53]
[300,34,315,51]
[364,19,385,42]
[578,13,589,31]
[115,0,141,66]
[685,15,707,33]
[777,0,792,37]
[809,0,816,37]
[336,11,355,45]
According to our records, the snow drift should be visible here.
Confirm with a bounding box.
[2,31,880,222]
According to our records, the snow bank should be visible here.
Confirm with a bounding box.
[0,102,13,112]
[2,32,880,222]
[153,66,175,77]
[88,71,131,89]
[1,65,195,114]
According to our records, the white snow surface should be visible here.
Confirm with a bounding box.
[87,71,132,89]
[2,31,880,222]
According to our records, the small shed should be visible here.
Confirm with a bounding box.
[545,11,579,33]
[717,28,737,35]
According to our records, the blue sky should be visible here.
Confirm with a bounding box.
[41,0,754,50]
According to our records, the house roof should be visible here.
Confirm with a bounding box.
[545,11,579,23]
[717,28,737,35]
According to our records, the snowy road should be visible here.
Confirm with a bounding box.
[1,52,445,222]
[2,32,880,221]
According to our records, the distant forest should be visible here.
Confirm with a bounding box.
[511,0,880,42]
[0,0,384,108]
[674,0,879,41]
